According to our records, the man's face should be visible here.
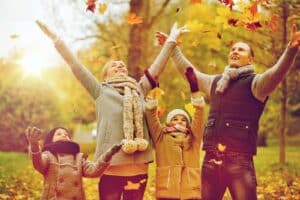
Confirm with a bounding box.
[228,42,253,68]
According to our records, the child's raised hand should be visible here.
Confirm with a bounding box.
[25,126,43,144]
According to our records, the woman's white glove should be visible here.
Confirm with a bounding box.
[166,22,189,43]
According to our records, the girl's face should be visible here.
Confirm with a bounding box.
[52,128,70,142]
[105,61,128,80]
[170,114,188,128]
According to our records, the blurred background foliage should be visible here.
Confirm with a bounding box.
[0,0,299,153]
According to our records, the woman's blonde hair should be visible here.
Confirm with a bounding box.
[101,60,115,81]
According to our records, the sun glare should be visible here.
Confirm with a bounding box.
[20,53,49,76]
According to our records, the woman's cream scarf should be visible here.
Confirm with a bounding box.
[105,76,148,154]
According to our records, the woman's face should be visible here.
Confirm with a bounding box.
[105,61,128,80]
[52,128,70,142]
[170,114,188,128]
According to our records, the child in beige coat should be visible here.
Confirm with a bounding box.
[145,67,205,200]
[25,126,121,200]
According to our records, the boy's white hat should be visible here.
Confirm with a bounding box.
[166,109,190,124]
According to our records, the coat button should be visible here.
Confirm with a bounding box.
[226,123,230,127]
[74,181,79,187]
[245,125,249,129]
[59,178,64,183]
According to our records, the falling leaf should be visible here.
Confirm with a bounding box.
[186,20,203,33]
[126,12,143,25]
[192,39,200,47]
[10,34,19,39]
[267,15,278,32]
[191,0,201,4]
[248,2,258,17]
[157,106,166,118]
[98,3,107,15]
[124,181,140,190]
[218,0,234,9]
[245,21,262,31]
[148,87,165,100]
[184,103,195,117]
[217,143,226,152]
[86,0,96,13]
[228,18,238,26]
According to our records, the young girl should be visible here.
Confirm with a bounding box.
[145,67,205,200]
[25,126,121,200]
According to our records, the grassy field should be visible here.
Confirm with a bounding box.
[0,145,299,200]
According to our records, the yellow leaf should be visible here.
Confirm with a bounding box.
[181,91,186,100]
[184,103,195,117]
[148,87,165,100]
[124,181,140,190]
[186,20,203,33]
[217,143,226,152]
[98,3,107,15]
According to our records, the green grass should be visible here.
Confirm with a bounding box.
[0,145,299,200]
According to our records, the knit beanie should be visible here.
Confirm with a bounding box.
[166,109,191,124]
[44,127,70,146]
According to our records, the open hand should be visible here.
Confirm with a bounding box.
[25,126,43,144]
[155,31,168,46]
[166,22,189,43]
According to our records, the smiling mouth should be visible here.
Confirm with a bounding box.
[230,55,239,61]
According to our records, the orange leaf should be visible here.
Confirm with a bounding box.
[191,0,201,4]
[126,13,143,25]
[217,143,226,152]
[86,0,96,13]
[248,2,258,17]
[98,3,107,15]
[267,15,278,32]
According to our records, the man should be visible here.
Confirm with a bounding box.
[156,24,299,200]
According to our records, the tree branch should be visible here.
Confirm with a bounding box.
[147,0,171,28]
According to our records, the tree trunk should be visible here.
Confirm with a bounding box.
[127,0,148,80]
[279,1,288,164]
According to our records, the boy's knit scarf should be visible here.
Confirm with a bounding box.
[105,76,145,149]
[216,65,254,94]
[43,141,80,155]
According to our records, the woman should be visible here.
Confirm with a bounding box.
[36,20,187,200]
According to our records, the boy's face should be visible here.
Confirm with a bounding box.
[52,128,71,142]
[170,114,188,128]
